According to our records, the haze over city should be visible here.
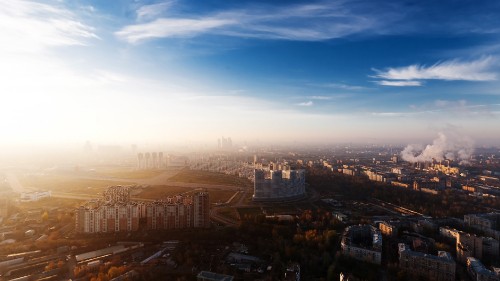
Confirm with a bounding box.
[1,0,500,150]
[2,2,500,280]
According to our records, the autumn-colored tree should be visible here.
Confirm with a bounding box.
[98,272,109,281]
[45,261,55,271]
[41,211,49,221]
[108,266,120,279]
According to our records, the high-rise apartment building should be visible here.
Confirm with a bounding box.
[76,186,210,233]
[253,168,306,201]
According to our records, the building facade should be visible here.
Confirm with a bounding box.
[466,257,500,281]
[76,186,210,233]
[341,225,382,265]
[398,243,456,281]
[379,221,401,237]
[253,168,305,201]
[465,213,500,240]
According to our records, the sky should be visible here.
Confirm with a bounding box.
[1,0,500,148]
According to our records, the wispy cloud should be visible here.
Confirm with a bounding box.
[373,57,498,86]
[297,101,314,106]
[0,0,97,53]
[375,80,422,86]
[371,112,412,117]
[116,17,234,43]
[116,2,395,43]
[310,96,332,100]
[314,83,367,90]
[136,1,175,21]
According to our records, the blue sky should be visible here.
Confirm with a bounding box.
[1,0,499,146]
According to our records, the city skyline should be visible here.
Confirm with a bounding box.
[1,0,500,147]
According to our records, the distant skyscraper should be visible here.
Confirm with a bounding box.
[145,152,151,168]
[217,136,233,150]
[152,152,158,169]
[83,140,92,154]
[137,153,144,169]
[159,152,164,168]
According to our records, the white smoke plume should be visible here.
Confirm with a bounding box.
[401,131,474,164]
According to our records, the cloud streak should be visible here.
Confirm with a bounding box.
[376,80,422,86]
[0,0,97,53]
[116,17,234,43]
[136,1,175,21]
[297,101,314,106]
[373,57,497,86]
[116,2,394,43]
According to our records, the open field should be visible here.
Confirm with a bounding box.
[19,174,132,194]
[94,167,165,179]
[209,190,237,204]
[168,169,252,187]
[17,196,85,210]
[135,185,237,203]
[237,207,263,218]
[217,207,240,221]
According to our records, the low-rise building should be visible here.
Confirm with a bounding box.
[20,191,51,202]
[379,221,401,237]
[439,227,460,240]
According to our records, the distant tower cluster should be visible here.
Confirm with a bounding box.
[217,136,233,150]
[253,167,306,201]
[137,152,165,169]
[75,186,210,233]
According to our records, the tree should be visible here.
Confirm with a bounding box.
[108,266,120,279]
[45,261,55,271]
[41,211,49,222]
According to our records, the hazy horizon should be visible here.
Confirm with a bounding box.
[1,0,500,148]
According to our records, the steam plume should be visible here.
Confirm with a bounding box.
[401,131,474,164]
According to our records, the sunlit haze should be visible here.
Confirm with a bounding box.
[1,0,500,151]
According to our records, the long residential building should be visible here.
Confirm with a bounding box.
[399,243,456,281]
[76,186,210,233]
[341,225,382,264]
[465,213,500,240]
[466,257,500,281]
[457,232,499,263]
